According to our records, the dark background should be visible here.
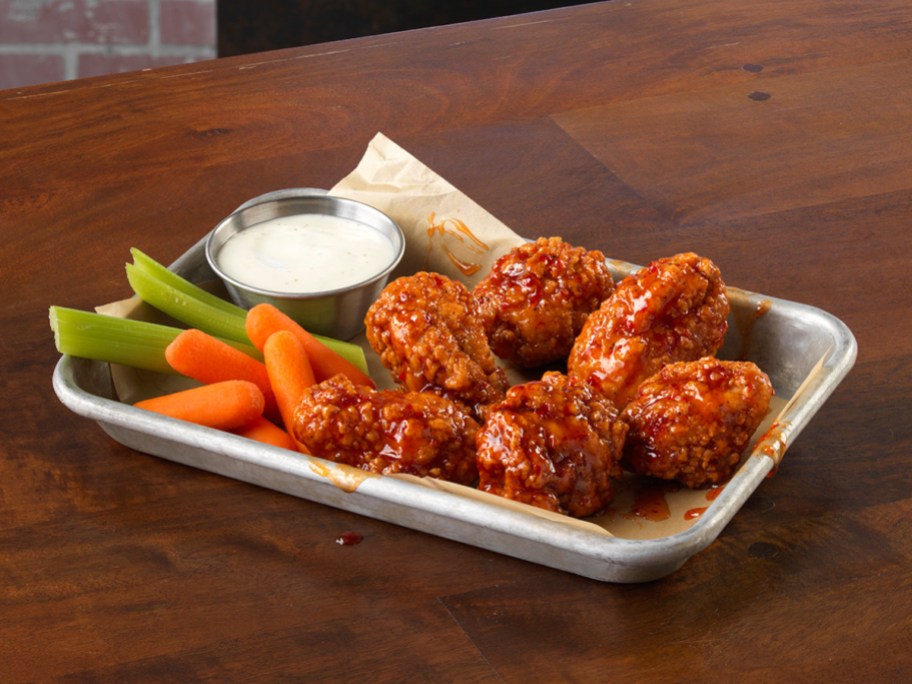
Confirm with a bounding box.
[218,0,592,55]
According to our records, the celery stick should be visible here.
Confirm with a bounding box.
[130,247,246,318]
[126,249,371,374]
[126,262,250,343]
[50,306,179,374]
[49,306,263,373]
[311,332,370,374]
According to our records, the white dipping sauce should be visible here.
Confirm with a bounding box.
[217,213,397,293]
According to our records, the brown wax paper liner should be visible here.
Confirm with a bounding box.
[330,132,527,289]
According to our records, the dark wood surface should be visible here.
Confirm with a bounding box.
[3,1,910,680]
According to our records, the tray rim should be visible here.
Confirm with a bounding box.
[51,246,858,583]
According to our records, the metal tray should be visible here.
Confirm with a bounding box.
[52,237,857,582]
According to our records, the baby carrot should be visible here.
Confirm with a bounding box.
[232,416,297,451]
[246,303,375,388]
[164,328,279,422]
[134,380,265,430]
[263,330,316,444]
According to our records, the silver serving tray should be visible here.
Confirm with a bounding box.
[52,237,857,582]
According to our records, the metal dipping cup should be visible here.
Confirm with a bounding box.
[205,191,405,340]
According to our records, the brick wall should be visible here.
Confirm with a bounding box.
[0,0,215,90]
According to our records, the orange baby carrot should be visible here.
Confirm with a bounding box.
[246,303,375,388]
[134,380,264,430]
[164,328,280,422]
[263,330,316,444]
[232,416,297,451]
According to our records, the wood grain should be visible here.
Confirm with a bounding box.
[555,58,912,222]
[2,1,911,681]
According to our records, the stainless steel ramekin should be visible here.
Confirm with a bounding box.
[205,189,404,340]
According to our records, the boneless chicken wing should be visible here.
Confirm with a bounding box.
[476,372,628,517]
[472,237,614,368]
[568,252,729,408]
[622,357,774,488]
[365,271,508,416]
[292,375,480,485]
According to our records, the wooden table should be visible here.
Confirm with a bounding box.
[3,1,910,680]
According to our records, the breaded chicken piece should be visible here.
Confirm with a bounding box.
[472,237,614,368]
[476,372,628,518]
[365,271,508,416]
[568,252,729,408]
[292,374,480,485]
[622,357,774,488]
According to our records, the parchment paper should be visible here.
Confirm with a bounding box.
[330,132,526,289]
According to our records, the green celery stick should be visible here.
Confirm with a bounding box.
[317,335,369,375]
[126,249,371,374]
[50,306,179,374]
[126,262,250,343]
[130,247,247,318]
[49,306,262,373]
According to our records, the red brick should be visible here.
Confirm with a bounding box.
[77,52,193,79]
[89,0,150,43]
[159,1,215,46]
[0,53,65,89]
[0,0,149,45]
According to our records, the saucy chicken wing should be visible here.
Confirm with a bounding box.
[476,372,628,518]
[621,357,774,488]
[292,375,480,485]
[365,271,508,416]
[568,252,729,408]
[472,237,614,368]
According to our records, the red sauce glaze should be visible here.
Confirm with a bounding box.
[294,375,481,485]
[758,420,789,466]
[472,237,614,368]
[621,357,774,488]
[628,481,680,522]
[706,485,725,501]
[426,213,490,276]
[568,252,729,408]
[476,372,627,518]
[684,507,707,520]
[364,270,508,415]
[335,531,363,546]
[445,248,483,276]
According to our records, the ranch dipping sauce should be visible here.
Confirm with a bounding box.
[216,213,398,293]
